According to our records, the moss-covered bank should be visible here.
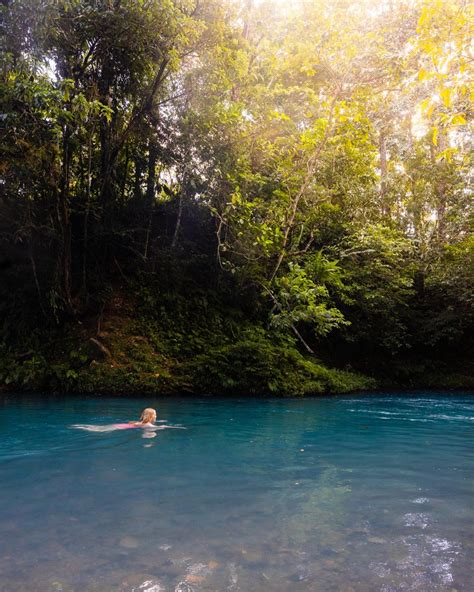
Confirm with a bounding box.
[0,282,375,396]
[2,274,472,396]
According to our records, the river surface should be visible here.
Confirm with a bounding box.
[0,393,473,592]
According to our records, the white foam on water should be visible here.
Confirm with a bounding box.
[369,561,391,578]
[411,497,429,504]
[133,580,164,592]
[71,423,185,433]
[432,561,454,581]
[403,513,430,529]
[428,414,474,421]
[186,562,211,577]
[391,533,462,591]
[227,562,238,589]
[427,537,455,552]
[175,582,194,592]
[71,424,123,432]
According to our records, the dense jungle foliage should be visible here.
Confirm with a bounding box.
[0,0,472,395]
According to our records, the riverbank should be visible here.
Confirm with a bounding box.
[0,292,375,396]
[2,282,472,396]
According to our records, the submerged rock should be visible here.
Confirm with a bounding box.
[187,562,209,574]
[367,536,387,544]
[288,564,314,582]
[240,548,264,566]
[122,573,156,587]
[185,574,203,584]
[185,561,213,579]
[120,536,140,549]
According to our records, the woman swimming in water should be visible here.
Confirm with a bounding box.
[73,408,158,432]
[114,407,157,429]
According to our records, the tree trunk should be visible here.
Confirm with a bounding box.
[172,159,189,250]
[379,130,390,219]
[134,156,144,202]
[242,0,253,40]
[27,206,46,317]
[171,188,184,250]
[143,143,157,260]
[59,125,73,312]
[430,134,447,243]
[82,129,93,296]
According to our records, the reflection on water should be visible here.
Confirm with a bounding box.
[0,393,473,591]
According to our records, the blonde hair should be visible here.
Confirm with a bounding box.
[140,408,157,424]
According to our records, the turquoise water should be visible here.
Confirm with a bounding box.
[0,394,473,592]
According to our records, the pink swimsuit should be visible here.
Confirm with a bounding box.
[114,422,155,429]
